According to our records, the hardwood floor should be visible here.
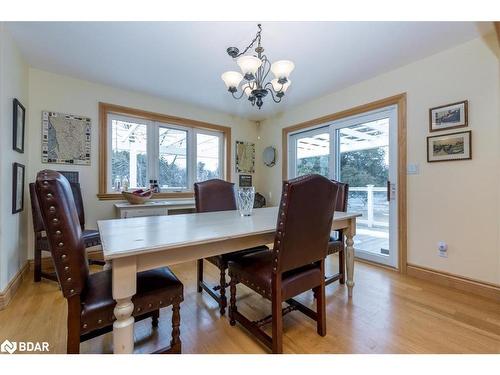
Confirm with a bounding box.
[1,256,500,354]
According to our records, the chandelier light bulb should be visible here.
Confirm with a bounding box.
[237,55,262,78]
[221,71,243,90]
[271,78,291,93]
[271,60,295,80]
[242,83,253,97]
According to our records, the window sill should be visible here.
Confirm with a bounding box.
[97,192,195,201]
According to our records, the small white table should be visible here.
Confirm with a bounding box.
[98,206,361,354]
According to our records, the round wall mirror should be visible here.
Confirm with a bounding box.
[263,146,276,167]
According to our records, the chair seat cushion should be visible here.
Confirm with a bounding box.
[80,267,183,334]
[328,231,344,255]
[228,251,322,301]
[206,245,269,269]
[82,229,101,247]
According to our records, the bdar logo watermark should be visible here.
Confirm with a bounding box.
[1,339,50,354]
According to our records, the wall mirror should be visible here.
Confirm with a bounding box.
[263,146,276,167]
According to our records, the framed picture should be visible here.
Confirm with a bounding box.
[13,98,26,153]
[235,141,255,173]
[12,163,25,214]
[42,110,91,165]
[239,174,253,187]
[427,131,471,163]
[429,100,468,132]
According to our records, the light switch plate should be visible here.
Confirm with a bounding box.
[407,163,419,175]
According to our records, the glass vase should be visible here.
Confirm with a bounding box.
[236,187,255,216]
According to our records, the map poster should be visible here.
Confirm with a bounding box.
[42,111,91,165]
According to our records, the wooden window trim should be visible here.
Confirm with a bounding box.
[98,102,231,200]
[281,93,407,273]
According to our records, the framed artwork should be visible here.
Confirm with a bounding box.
[58,171,79,183]
[427,131,471,163]
[13,98,26,153]
[239,174,253,187]
[235,140,255,173]
[12,163,25,214]
[429,100,468,132]
[42,111,91,165]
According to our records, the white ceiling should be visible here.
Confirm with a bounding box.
[6,22,493,121]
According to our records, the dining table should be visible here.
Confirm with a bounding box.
[97,206,361,354]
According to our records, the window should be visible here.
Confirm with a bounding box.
[99,103,230,199]
[289,126,330,178]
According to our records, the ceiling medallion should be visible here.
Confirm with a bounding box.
[221,24,295,110]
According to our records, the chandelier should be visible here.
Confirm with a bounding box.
[221,24,295,109]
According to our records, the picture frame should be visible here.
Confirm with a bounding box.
[427,131,471,163]
[235,140,255,173]
[13,98,26,153]
[239,174,253,187]
[429,100,468,132]
[12,163,25,214]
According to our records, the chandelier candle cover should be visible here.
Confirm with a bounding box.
[221,24,295,109]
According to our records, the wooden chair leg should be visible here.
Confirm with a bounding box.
[229,276,237,326]
[339,249,345,284]
[152,309,159,328]
[170,302,181,354]
[67,297,81,354]
[219,267,227,315]
[34,245,41,282]
[314,284,326,336]
[197,259,203,293]
[271,284,283,354]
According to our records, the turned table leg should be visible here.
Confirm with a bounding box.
[112,257,137,354]
[345,220,356,298]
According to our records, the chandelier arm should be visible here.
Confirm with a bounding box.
[266,87,282,104]
[260,56,272,84]
[231,89,246,100]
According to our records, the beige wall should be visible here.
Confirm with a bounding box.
[256,34,500,285]
[0,25,30,291]
[26,68,259,259]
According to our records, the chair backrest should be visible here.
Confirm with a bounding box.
[333,181,349,212]
[194,179,237,213]
[70,182,86,231]
[273,174,339,274]
[35,170,89,299]
[29,182,45,233]
[30,182,86,234]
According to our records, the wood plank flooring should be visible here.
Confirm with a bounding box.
[1,256,500,354]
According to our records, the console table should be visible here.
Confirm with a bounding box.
[114,199,196,218]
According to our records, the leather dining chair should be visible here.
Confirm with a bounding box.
[325,181,349,286]
[228,174,339,353]
[30,182,104,283]
[35,170,184,354]
[194,179,269,315]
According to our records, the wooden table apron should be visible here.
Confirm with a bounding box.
[98,207,359,354]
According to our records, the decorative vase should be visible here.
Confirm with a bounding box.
[236,187,255,216]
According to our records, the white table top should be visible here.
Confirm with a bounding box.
[98,206,361,260]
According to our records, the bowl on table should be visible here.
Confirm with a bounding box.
[122,189,154,205]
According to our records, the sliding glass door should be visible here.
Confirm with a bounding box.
[289,106,398,268]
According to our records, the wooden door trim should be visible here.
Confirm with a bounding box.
[281,93,407,273]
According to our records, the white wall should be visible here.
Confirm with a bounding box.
[256,34,500,285]
[0,25,30,292]
[26,68,259,259]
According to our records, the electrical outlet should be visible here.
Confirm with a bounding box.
[438,241,448,258]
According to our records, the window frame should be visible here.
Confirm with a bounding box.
[98,102,231,200]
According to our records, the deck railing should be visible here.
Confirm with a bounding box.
[349,185,389,229]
